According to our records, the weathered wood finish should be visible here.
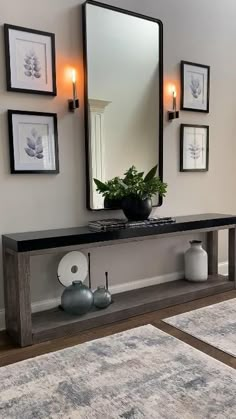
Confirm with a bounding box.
[228,227,236,283]
[3,242,32,346]
[2,214,236,347]
[32,275,234,344]
[207,231,218,275]
[3,245,16,333]
[16,252,32,346]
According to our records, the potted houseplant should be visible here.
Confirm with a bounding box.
[94,165,167,220]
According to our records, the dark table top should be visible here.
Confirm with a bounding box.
[2,213,236,252]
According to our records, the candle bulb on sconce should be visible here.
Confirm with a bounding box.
[172,87,177,112]
[168,84,179,121]
[72,69,77,109]
[68,69,79,112]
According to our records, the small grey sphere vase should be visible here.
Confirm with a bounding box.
[93,286,112,309]
[61,280,93,315]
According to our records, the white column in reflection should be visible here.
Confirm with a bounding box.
[88,99,111,209]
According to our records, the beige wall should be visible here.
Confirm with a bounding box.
[0,0,235,309]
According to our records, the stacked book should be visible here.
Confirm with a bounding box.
[88,217,175,231]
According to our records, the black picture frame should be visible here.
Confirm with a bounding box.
[180,61,210,113]
[180,124,209,172]
[4,24,57,96]
[8,110,59,174]
[82,0,164,210]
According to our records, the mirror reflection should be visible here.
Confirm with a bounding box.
[84,2,163,210]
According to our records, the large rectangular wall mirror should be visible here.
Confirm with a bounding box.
[83,0,163,210]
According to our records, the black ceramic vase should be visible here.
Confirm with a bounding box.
[122,196,152,221]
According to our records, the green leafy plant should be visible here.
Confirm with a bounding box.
[93,177,124,200]
[94,165,167,201]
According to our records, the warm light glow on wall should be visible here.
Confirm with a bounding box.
[168,83,177,98]
[64,66,76,83]
[71,69,76,84]
[164,81,178,103]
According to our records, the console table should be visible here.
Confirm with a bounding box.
[2,213,236,347]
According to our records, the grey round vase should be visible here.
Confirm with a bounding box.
[61,280,93,315]
[93,286,112,309]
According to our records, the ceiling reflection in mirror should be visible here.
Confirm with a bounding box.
[84,1,163,210]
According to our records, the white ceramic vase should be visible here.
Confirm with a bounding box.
[184,240,208,282]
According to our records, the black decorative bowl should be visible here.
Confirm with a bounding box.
[122,197,152,221]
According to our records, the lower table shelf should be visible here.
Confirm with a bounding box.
[32,274,234,344]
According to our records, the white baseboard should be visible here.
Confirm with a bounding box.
[0,261,229,331]
[109,270,184,295]
[31,298,61,313]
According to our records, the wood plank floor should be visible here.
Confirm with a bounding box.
[0,290,235,369]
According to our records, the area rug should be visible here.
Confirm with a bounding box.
[164,298,236,357]
[0,325,236,419]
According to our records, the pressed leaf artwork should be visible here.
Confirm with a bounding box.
[24,50,41,80]
[25,128,44,159]
[188,144,202,160]
[189,76,201,99]
[180,124,208,172]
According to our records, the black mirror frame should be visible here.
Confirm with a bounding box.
[82,0,164,211]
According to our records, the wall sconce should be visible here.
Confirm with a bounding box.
[168,85,179,121]
[68,69,79,112]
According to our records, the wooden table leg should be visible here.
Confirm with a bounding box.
[228,227,236,284]
[3,245,32,347]
[207,231,218,275]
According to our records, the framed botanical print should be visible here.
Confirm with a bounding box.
[4,24,57,95]
[8,110,59,174]
[180,124,209,172]
[181,61,210,112]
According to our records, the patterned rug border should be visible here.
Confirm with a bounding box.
[1,324,236,419]
[163,298,236,358]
